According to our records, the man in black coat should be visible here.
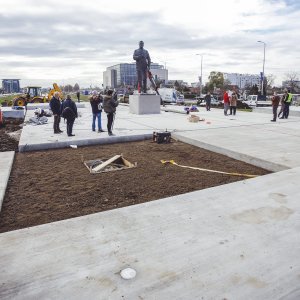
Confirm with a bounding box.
[49,91,63,134]
[76,91,80,103]
[61,94,78,136]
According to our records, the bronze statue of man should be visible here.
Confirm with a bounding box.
[133,41,151,93]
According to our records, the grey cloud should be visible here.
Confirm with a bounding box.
[0,9,211,60]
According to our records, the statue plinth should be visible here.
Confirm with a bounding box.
[129,94,161,114]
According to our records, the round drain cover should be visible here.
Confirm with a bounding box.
[120,267,137,280]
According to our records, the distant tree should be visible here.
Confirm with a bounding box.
[64,84,73,93]
[207,71,224,91]
[266,74,275,89]
[223,79,231,91]
[284,71,299,92]
[174,80,184,93]
[182,86,190,92]
[243,83,251,94]
[249,84,259,95]
[73,83,80,91]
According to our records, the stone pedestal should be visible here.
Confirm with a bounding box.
[129,94,161,114]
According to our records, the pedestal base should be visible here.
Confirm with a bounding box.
[129,94,161,114]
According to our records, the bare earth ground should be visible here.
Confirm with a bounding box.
[0,140,270,233]
[0,125,20,152]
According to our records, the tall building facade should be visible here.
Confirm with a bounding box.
[223,73,260,89]
[2,79,20,93]
[103,63,167,89]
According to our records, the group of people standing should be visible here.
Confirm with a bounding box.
[223,90,238,116]
[271,89,293,122]
[49,92,78,136]
[49,89,118,137]
[89,89,118,136]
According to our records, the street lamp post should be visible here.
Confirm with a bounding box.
[257,41,266,95]
[196,54,203,97]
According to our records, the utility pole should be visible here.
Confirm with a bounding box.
[257,41,266,95]
[196,54,203,96]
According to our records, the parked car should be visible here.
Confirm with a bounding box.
[198,96,221,106]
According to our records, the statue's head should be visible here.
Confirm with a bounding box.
[139,41,144,48]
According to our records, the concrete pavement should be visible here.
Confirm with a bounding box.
[1,104,300,299]
[0,166,299,299]
[0,151,14,211]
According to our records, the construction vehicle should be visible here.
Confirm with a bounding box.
[11,83,63,106]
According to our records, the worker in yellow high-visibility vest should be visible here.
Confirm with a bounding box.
[280,90,293,119]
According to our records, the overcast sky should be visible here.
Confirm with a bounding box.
[0,0,300,88]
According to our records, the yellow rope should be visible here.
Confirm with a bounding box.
[160,160,258,178]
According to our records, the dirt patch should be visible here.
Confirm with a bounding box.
[0,125,21,152]
[0,140,270,233]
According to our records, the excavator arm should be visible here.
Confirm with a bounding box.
[47,83,64,101]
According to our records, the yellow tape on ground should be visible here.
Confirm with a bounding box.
[160,160,257,178]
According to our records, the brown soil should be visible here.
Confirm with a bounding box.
[0,125,20,152]
[0,140,270,233]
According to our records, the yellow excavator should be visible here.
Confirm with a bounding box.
[11,83,63,106]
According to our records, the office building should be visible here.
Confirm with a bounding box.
[103,63,167,89]
[2,79,20,93]
[223,73,261,89]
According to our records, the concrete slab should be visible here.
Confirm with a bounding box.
[1,104,300,299]
[254,106,300,117]
[19,105,156,152]
[0,151,14,211]
[26,102,86,110]
[1,107,25,119]
[129,94,161,114]
[0,167,299,299]
[18,106,300,172]
[173,118,300,172]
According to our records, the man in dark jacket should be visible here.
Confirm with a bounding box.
[204,92,212,111]
[49,91,63,134]
[61,95,78,136]
[103,90,118,136]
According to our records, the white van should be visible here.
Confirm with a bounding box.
[158,88,184,104]
[242,95,272,107]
